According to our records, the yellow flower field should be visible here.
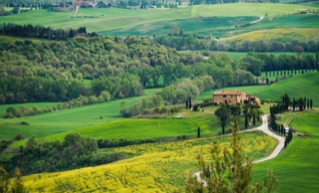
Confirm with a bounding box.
[22,131,277,192]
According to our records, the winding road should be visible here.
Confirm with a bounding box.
[195,114,285,185]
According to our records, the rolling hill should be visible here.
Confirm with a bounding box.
[198,72,319,106]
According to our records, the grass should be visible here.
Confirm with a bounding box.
[43,118,213,142]
[223,13,319,41]
[21,131,277,192]
[252,110,319,193]
[0,89,160,141]
[224,28,319,43]
[198,72,319,106]
[100,16,258,36]
[101,10,319,38]
[0,3,314,33]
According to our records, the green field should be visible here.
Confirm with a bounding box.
[252,110,319,193]
[100,16,258,36]
[198,72,319,105]
[44,118,212,142]
[0,89,160,141]
[101,12,319,37]
[0,3,314,34]
[21,131,277,192]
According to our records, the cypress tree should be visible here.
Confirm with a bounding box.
[307,99,310,109]
[185,100,188,109]
[197,127,200,138]
[292,98,296,111]
[245,115,248,129]
[304,97,307,109]
[310,99,313,109]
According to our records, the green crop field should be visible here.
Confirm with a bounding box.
[0,3,314,34]
[0,89,160,141]
[20,131,277,192]
[101,12,319,37]
[100,16,258,36]
[44,118,213,142]
[252,110,319,193]
[198,72,319,105]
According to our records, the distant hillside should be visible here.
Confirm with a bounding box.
[224,28,319,43]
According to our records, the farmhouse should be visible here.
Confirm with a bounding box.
[213,90,260,105]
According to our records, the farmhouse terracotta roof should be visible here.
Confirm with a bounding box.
[213,90,244,95]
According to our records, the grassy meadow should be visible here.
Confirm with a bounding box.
[0,89,160,141]
[252,110,319,193]
[43,118,213,142]
[20,131,277,192]
[198,72,319,106]
[102,12,319,38]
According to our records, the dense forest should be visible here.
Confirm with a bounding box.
[1,34,280,105]
[1,34,318,105]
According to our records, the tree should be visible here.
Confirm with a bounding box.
[310,98,313,109]
[245,115,248,129]
[215,105,231,135]
[185,122,278,193]
[0,167,10,193]
[11,168,27,193]
[197,127,200,138]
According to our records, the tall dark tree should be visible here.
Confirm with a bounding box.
[245,115,248,129]
[307,99,310,109]
[310,98,313,109]
[292,98,296,111]
[215,105,231,135]
[197,126,200,138]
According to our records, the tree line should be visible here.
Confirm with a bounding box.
[2,91,112,119]
[1,23,98,40]
[2,134,125,175]
[154,35,319,53]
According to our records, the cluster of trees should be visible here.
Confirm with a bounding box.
[154,35,319,53]
[292,97,313,111]
[215,100,262,135]
[251,52,319,72]
[1,23,98,40]
[160,76,214,104]
[120,94,164,117]
[120,76,214,117]
[3,134,125,175]
[2,91,111,119]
